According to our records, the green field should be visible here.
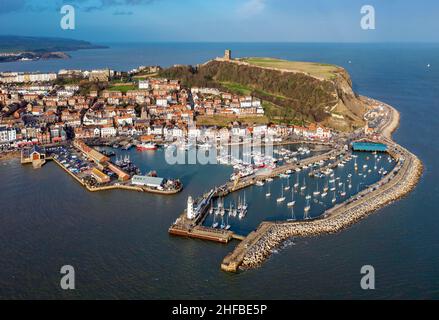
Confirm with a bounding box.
[241,57,340,80]
[107,84,137,93]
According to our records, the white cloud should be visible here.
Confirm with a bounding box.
[237,0,266,17]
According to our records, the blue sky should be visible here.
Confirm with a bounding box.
[0,0,438,43]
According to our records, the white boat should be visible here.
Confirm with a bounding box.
[321,191,328,198]
[313,181,320,196]
[284,179,290,191]
[340,183,347,197]
[300,177,307,191]
[287,207,296,221]
[277,184,286,203]
[266,184,271,197]
[256,181,265,187]
[287,189,295,207]
[331,192,336,204]
[294,174,299,188]
[304,199,311,217]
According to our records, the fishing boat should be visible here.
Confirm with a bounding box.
[287,189,295,207]
[277,184,286,203]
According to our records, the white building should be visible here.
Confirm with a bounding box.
[0,128,17,143]
[100,126,117,137]
[138,80,150,89]
[156,98,168,108]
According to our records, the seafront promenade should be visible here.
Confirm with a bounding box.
[220,102,423,272]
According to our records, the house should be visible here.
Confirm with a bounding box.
[100,126,117,137]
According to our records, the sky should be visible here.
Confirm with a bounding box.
[0,0,438,43]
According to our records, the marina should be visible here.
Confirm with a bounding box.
[167,103,423,272]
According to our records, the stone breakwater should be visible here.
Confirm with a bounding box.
[240,151,423,270]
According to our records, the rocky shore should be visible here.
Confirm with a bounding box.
[0,151,19,161]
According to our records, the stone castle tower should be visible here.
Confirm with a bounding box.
[224,49,232,61]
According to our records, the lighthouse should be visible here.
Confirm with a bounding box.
[187,196,195,220]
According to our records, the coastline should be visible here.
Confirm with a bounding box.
[221,100,423,272]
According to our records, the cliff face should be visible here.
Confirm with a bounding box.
[327,69,366,131]
[160,59,366,131]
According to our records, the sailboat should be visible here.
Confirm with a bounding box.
[265,184,271,197]
[313,181,320,196]
[323,180,329,193]
[340,183,347,197]
[332,191,336,204]
[238,193,248,219]
[212,213,219,228]
[277,184,286,203]
[287,207,296,221]
[287,189,295,207]
[294,174,299,188]
[231,201,238,217]
[300,177,307,191]
[220,214,225,229]
[242,192,248,211]
[225,209,231,230]
[284,178,290,191]
[304,198,311,218]
[209,200,214,215]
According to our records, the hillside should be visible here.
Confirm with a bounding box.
[159,57,366,131]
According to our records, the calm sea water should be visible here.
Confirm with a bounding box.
[0,43,438,299]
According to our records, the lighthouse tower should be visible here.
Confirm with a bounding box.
[187,196,195,220]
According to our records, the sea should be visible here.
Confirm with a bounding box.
[0,43,438,299]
